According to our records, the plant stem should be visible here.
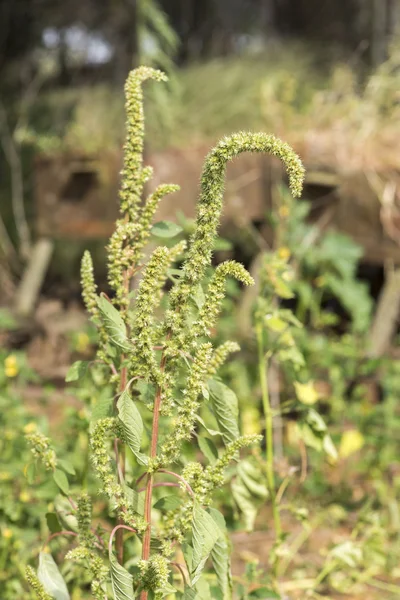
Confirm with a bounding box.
[256,324,282,543]
[140,354,166,600]
[115,365,127,564]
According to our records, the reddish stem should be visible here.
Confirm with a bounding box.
[170,562,189,586]
[108,524,137,556]
[140,351,167,600]
[42,531,78,549]
[137,481,180,493]
[157,469,195,498]
[115,365,128,564]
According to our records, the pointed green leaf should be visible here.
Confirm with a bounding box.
[110,554,135,600]
[198,436,219,464]
[191,284,205,310]
[97,296,129,350]
[46,512,62,534]
[231,477,258,532]
[209,380,240,446]
[123,485,145,515]
[38,552,70,600]
[117,390,148,466]
[65,360,89,382]
[53,469,69,496]
[237,460,269,499]
[58,459,76,476]
[249,588,280,598]
[153,495,182,511]
[151,221,183,238]
[208,509,233,600]
[91,396,114,422]
[191,503,221,585]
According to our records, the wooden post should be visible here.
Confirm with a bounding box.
[368,268,400,357]
[15,238,54,316]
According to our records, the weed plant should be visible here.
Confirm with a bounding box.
[25,66,304,600]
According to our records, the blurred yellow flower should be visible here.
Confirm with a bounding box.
[23,422,37,434]
[0,472,11,481]
[278,205,290,218]
[76,332,90,353]
[4,355,18,378]
[2,528,13,539]
[278,246,291,260]
[19,491,31,503]
[339,429,365,459]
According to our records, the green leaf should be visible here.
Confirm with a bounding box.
[151,220,183,238]
[208,380,240,446]
[213,237,233,252]
[58,459,76,476]
[231,477,258,532]
[264,315,287,333]
[157,581,177,596]
[182,588,197,600]
[196,415,222,437]
[237,460,268,499]
[97,296,129,350]
[25,462,36,484]
[38,552,70,600]
[153,495,182,511]
[110,554,135,600]
[53,469,70,496]
[208,509,233,600]
[273,277,294,299]
[117,390,148,466]
[198,436,219,464]
[249,588,281,598]
[191,284,205,310]
[65,361,89,382]
[123,485,145,515]
[191,503,221,585]
[46,512,62,534]
[91,396,114,422]
[54,497,78,532]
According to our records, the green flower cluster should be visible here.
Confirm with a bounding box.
[25,567,52,600]
[139,554,170,599]
[90,418,147,533]
[28,64,305,600]
[25,432,57,471]
[66,546,108,600]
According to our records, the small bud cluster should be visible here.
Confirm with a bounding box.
[76,493,97,549]
[25,567,52,600]
[81,250,99,318]
[66,546,108,600]
[206,340,240,377]
[159,343,213,466]
[139,554,170,599]
[191,260,254,340]
[120,67,166,221]
[25,432,57,471]
[90,418,147,532]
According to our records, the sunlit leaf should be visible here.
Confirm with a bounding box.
[117,390,148,466]
[97,296,130,350]
[65,361,89,382]
[209,380,240,446]
[294,381,320,405]
[110,554,135,600]
[339,429,365,459]
[38,552,70,600]
[151,220,183,238]
[191,503,221,585]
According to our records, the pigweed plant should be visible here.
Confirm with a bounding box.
[25,67,304,599]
